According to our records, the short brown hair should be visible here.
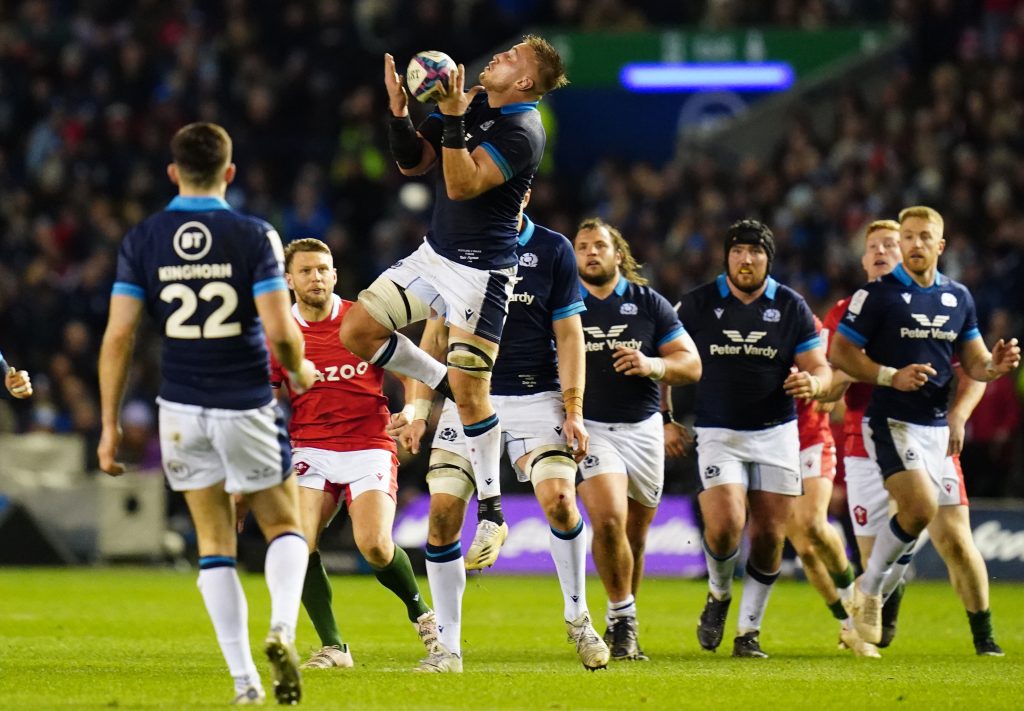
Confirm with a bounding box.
[170,122,232,189]
[898,206,944,232]
[865,219,900,238]
[577,217,648,286]
[283,238,331,272]
[523,35,568,95]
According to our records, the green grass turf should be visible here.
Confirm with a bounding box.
[0,568,1020,709]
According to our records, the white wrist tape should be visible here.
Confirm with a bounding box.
[876,366,897,387]
[648,357,666,381]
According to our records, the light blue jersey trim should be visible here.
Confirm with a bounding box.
[836,323,867,348]
[794,335,821,354]
[500,101,539,114]
[614,275,628,297]
[253,276,287,296]
[716,273,729,297]
[764,277,778,300]
[518,215,536,246]
[960,327,981,342]
[480,142,513,180]
[112,282,146,300]
[657,326,686,347]
[553,301,586,321]
[166,196,231,212]
[892,263,943,291]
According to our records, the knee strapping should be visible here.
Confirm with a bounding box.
[446,339,496,379]
[358,276,431,331]
[425,449,476,501]
[526,446,577,484]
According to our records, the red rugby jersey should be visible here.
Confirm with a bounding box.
[797,314,835,450]
[270,296,395,454]
[823,297,871,458]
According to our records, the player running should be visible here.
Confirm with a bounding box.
[98,123,313,705]
[391,200,606,671]
[339,37,568,570]
[830,206,1020,645]
[681,219,832,659]
[574,218,702,661]
[790,338,878,657]
[266,238,448,671]
[821,218,1007,655]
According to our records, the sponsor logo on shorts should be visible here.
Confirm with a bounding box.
[803,457,815,470]
[905,448,919,462]
[166,460,192,478]
[294,461,310,476]
[391,260,404,269]
[439,427,458,442]
[853,505,868,526]
[554,425,563,435]
[248,465,276,480]
[944,482,953,493]
[377,473,385,481]
[703,465,720,479]
[582,454,600,469]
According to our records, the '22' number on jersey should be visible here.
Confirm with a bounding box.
[160,282,242,339]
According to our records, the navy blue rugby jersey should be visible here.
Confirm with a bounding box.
[679,274,819,430]
[836,263,980,426]
[490,216,586,396]
[581,276,686,424]
[418,91,545,270]
[113,195,287,410]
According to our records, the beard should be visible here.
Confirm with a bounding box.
[579,265,617,287]
[727,268,768,294]
[298,291,330,310]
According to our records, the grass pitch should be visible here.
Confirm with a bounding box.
[0,568,1021,709]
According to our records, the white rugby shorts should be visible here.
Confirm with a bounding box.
[157,397,290,495]
[800,440,836,482]
[431,391,567,481]
[845,452,969,538]
[381,238,515,343]
[695,420,802,496]
[862,416,948,482]
[578,412,665,508]
[292,447,398,506]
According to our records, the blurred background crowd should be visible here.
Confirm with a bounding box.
[1,0,1022,497]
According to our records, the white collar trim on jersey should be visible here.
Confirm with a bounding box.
[291,293,341,327]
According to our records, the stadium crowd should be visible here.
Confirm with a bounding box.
[0,0,1022,494]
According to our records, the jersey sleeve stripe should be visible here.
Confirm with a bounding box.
[480,142,513,181]
[836,322,867,348]
[112,281,146,300]
[959,327,981,342]
[656,326,687,347]
[253,276,288,296]
[552,301,586,321]
[795,335,822,354]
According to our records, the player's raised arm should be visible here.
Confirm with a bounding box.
[97,294,145,475]
[385,53,438,176]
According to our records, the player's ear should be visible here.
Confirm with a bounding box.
[223,163,237,185]
[516,75,535,93]
[937,237,945,255]
[167,163,179,185]
[284,271,294,289]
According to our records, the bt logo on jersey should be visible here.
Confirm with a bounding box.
[314,362,370,383]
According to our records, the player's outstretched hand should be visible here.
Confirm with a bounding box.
[4,367,32,398]
[612,347,653,377]
[436,63,483,116]
[384,53,409,116]
[562,413,589,461]
[97,424,125,477]
[892,362,937,392]
[287,359,317,395]
[782,370,820,400]
[990,337,1021,376]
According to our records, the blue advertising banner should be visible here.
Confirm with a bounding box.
[393,494,706,577]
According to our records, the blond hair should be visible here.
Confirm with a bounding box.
[577,217,648,286]
[865,219,900,238]
[523,35,568,95]
[898,206,944,232]
[283,238,331,272]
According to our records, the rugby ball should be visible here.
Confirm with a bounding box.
[406,51,457,103]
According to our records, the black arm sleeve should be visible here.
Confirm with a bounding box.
[387,114,424,169]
